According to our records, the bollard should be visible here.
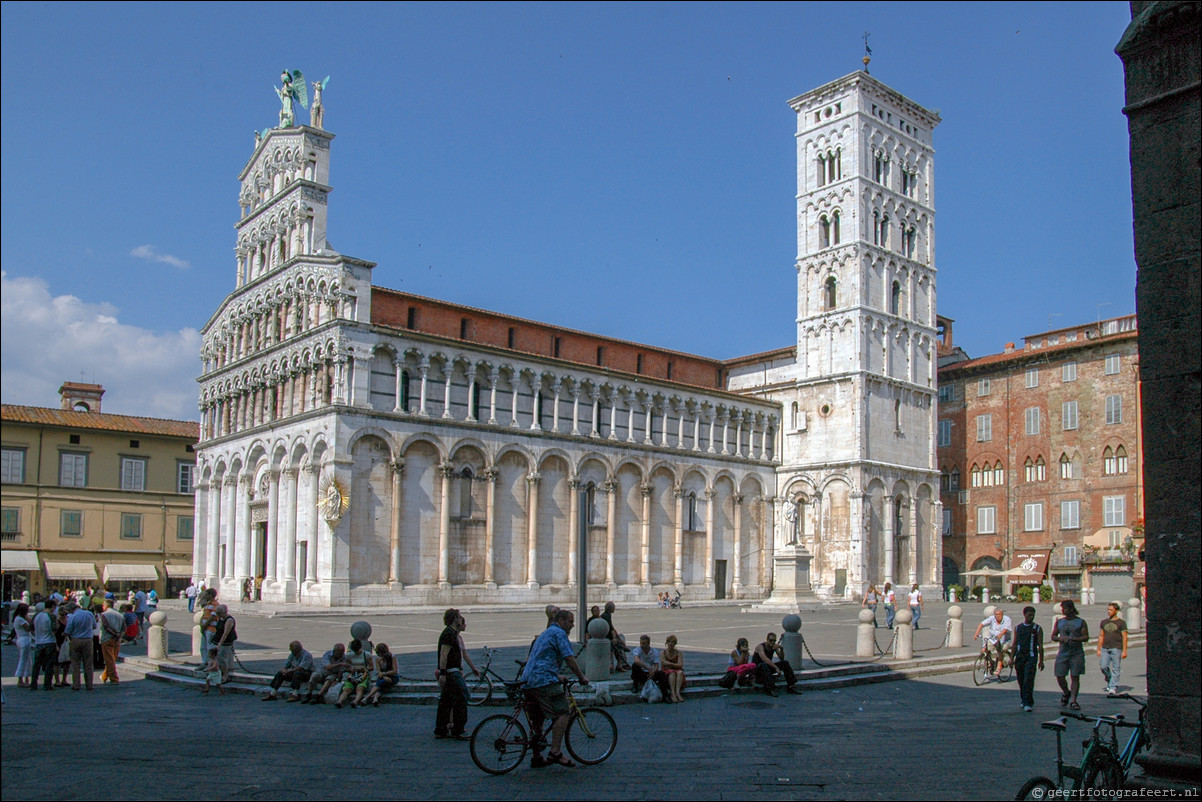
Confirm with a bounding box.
[893,608,914,659]
[856,609,876,657]
[949,587,957,603]
[982,587,991,604]
[983,604,996,620]
[583,617,612,683]
[948,605,964,648]
[147,610,169,659]
[1125,597,1141,632]
[780,614,803,668]
[192,610,204,657]
[1033,586,1041,604]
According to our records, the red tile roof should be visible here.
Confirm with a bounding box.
[1,405,199,439]
[939,330,1138,374]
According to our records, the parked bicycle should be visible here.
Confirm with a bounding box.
[1015,694,1149,799]
[469,678,617,774]
[465,646,524,707]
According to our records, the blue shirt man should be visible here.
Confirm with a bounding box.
[520,609,588,767]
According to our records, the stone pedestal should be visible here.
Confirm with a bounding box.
[583,617,612,683]
[1125,597,1141,633]
[856,609,876,658]
[894,608,914,660]
[755,548,814,612]
[1032,586,1041,604]
[948,605,964,648]
[147,610,168,659]
[780,614,803,668]
[192,610,204,657]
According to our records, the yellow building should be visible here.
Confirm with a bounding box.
[1,382,199,600]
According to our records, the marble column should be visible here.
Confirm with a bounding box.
[417,358,430,416]
[884,495,896,586]
[567,476,580,589]
[732,494,745,597]
[438,462,453,588]
[488,370,499,425]
[207,479,221,584]
[237,475,253,581]
[282,468,298,588]
[673,484,685,587]
[223,476,237,579]
[389,460,404,585]
[705,488,716,585]
[604,478,617,586]
[305,465,319,582]
[526,473,541,588]
[265,469,280,583]
[640,482,653,587]
[484,468,498,588]
[442,360,454,419]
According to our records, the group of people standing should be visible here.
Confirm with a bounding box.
[8,594,138,691]
[861,582,924,629]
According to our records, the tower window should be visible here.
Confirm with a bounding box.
[596,346,605,366]
[819,215,831,249]
[832,210,841,244]
[459,318,470,339]
[554,337,561,358]
[507,327,516,348]
[406,307,417,330]
[890,281,901,315]
[636,354,643,374]
[824,276,838,310]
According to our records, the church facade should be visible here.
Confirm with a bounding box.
[191,70,942,606]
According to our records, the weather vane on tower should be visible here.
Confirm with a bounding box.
[862,32,872,73]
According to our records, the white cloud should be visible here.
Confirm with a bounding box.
[130,244,190,269]
[0,271,202,421]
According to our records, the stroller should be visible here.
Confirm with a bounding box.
[669,590,683,609]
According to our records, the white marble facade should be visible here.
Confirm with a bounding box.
[193,70,941,606]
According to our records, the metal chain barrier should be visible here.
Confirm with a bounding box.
[798,631,833,667]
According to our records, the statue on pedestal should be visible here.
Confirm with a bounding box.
[310,76,329,129]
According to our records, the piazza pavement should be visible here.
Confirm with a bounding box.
[1,599,1148,800]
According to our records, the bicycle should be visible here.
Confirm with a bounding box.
[972,639,1014,685]
[465,646,524,707]
[1014,698,1148,799]
[469,678,618,774]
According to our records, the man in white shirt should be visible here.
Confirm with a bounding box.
[629,635,669,700]
[974,608,1014,678]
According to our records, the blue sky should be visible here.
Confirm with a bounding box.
[1,1,1136,420]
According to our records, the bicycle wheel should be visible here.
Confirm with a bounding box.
[1014,777,1057,800]
[466,672,493,706]
[999,653,1014,683]
[972,653,990,686]
[565,708,617,765]
[470,714,528,775]
[1083,750,1124,790]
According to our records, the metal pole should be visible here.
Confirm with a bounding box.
[577,485,587,645]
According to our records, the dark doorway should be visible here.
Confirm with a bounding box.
[714,559,727,599]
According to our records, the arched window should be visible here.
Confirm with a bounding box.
[400,370,411,413]
[1025,456,1046,482]
[873,211,881,245]
[469,379,480,420]
[971,463,982,488]
[993,461,1005,486]
[950,468,960,491]
[890,281,901,315]
[879,215,888,249]
[1104,446,1129,475]
[791,401,798,429]
[1115,446,1128,474]
[817,154,827,187]
[824,276,837,310]
[832,210,841,244]
[834,148,842,180]
[819,215,831,249]
[585,482,598,527]
[687,492,699,531]
[1059,453,1073,479]
[905,227,917,258]
[457,467,474,518]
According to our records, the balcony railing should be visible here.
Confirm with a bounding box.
[0,531,20,542]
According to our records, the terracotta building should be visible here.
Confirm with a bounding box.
[936,315,1143,602]
[0,383,200,599]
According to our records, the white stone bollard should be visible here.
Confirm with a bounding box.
[893,608,914,659]
[147,610,169,659]
[856,609,876,657]
[983,604,996,620]
[1033,586,1041,604]
[583,617,612,683]
[781,614,803,668]
[949,587,957,603]
[192,610,204,657]
[982,587,991,604]
[1125,597,1141,632]
[948,605,964,648]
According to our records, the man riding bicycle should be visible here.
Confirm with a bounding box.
[520,608,589,769]
[974,607,1014,678]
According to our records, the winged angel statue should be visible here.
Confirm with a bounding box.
[275,69,308,128]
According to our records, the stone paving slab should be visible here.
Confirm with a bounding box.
[2,613,1150,801]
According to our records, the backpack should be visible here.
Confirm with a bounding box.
[123,612,140,640]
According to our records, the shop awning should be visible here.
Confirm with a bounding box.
[102,564,159,582]
[1,550,41,571]
[164,563,193,577]
[1009,549,1052,586]
[43,561,98,581]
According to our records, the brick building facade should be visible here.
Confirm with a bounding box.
[937,315,1143,601]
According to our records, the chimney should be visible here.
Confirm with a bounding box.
[59,382,105,413]
[1003,342,1015,354]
